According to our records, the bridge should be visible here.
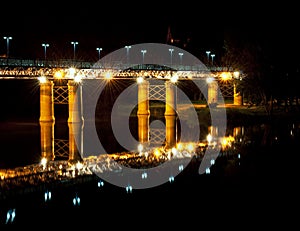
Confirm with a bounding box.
[0,55,243,162]
[0,54,245,224]
[0,57,243,103]
[0,43,245,164]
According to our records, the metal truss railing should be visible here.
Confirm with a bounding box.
[54,86,69,104]
[149,85,166,100]
[218,80,234,98]
[54,139,69,159]
[0,58,241,80]
[150,128,166,147]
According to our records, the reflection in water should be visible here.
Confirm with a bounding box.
[1,119,299,225]
[0,123,242,181]
[1,78,300,225]
[40,121,55,161]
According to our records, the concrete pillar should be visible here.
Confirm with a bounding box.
[39,81,55,160]
[233,126,244,138]
[68,120,84,162]
[234,83,243,105]
[137,80,150,144]
[207,80,218,105]
[40,121,55,161]
[39,81,54,122]
[68,80,84,162]
[165,81,177,148]
[208,125,218,137]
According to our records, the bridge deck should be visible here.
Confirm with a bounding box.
[0,58,238,80]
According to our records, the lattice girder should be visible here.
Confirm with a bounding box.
[54,86,68,104]
[54,139,69,159]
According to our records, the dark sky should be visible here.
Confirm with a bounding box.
[1,1,299,66]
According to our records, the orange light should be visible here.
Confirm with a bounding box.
[154,148,161,158]
[54,70,64,79]
[220,72,232,81]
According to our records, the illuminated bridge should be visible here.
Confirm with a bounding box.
[0,57,243,103]
[0,55,245,225]
[0,55,244,161]
[0,50,245,165]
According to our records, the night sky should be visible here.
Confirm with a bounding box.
[1,1,299,67]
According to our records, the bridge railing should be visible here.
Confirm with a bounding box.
[0,58,241,80]
[1,58,235,70]
[0,58,94,68]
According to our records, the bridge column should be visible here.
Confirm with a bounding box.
[39,80,55,161]
[208,125,218,137]
[233,126,244,138]
[233,83,243,105]
[137,79,150,145]
[165,81,177,148]
[207,80,218,105]
[68,80,84,163]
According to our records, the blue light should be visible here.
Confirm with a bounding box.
[205,167,210,174]
[6,208,16,224]
[126,185,133,193]
[73,194,80,206]
[44,190,52,202]
[142,172,147,179]
[178,164,184,171]
[98,180,104,187]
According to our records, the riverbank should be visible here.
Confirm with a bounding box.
[195,103,300,126]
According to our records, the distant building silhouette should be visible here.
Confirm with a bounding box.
[166,26,173,44]
[166,26,180,45]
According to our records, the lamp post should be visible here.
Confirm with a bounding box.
[206,51,211,63]
[42,43,49,60]
[96,47,102,60]
[125,45,131,64]
[178,52,183,65]
[3,36,12,58]
[169,48,174,65]
[211,53,215,66]
[141,49,147,64]
[71,41,78,60]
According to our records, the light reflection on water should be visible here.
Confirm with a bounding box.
[1,119,299,179]
[1,120,299,169]
[0,119,299,225]
[0,121,259,169]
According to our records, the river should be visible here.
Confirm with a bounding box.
[0,79,299,227]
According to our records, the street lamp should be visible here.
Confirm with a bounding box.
[206,51,211,63]
[211,53,215,66]
[3,36,12,58]
[71,41,79,60]
[96,47,102,60]
[125,45,131,64]
[169,48,174,65]
[178,52,183,65]
[42,43,49,60]
[141,49,147,64]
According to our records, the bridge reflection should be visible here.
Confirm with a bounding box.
[0,124,244,193]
